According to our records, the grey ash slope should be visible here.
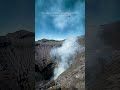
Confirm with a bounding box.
[0,30,34,90]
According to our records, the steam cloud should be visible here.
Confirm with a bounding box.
[50,37,84,79]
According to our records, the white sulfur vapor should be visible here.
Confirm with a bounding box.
[50,37,84,80]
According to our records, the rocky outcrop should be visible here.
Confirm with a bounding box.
[0,30,34,90]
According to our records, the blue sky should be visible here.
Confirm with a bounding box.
[35,0,85,41]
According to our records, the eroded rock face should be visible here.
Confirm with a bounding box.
[0,30,35,90]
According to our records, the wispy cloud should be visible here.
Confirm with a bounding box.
[35,0,85,40]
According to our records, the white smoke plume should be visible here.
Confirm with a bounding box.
[50,37,84,80]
